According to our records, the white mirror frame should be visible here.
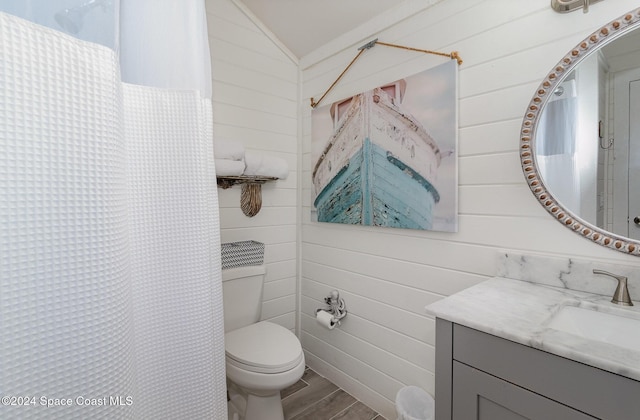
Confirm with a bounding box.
[521,7,640,256]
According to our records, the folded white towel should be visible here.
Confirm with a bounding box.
[215,159,245,176]
[213,139,245,161]
[243,152,289,179]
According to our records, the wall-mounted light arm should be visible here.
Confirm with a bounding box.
[551,0,604,14]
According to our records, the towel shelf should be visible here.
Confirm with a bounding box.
[216,175,278,189]
[216,175,278,217]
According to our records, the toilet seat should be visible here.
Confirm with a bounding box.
[225,321,303,374]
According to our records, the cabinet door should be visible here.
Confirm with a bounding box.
[453,362,596,420]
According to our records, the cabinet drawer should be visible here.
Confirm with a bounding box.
[453,362,595,420]
[453,324,640,420]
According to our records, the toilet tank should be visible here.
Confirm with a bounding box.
[221,265,266,332]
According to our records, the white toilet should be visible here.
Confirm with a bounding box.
[222,265,305,420]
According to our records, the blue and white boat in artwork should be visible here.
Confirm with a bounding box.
[312,80,442,230]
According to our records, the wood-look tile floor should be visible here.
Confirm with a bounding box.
[281,367,387,420]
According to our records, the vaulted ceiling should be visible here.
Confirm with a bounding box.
[238,0,407,58]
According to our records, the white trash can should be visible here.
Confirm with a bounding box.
[395,386,434,420]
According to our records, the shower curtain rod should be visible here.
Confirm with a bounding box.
[309,39,462,108]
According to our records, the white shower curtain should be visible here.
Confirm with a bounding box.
[536,80,581,213]
[0,2,226,419]
[120,0,212,98]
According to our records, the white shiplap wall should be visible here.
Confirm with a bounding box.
[206,0,299,330]
[301,0,640,418]
[207,0,640,418]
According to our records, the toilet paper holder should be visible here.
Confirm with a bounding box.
[316,290,347,326]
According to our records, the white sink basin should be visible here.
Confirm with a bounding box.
[547,305,640,351]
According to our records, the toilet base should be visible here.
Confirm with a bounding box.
[245,393,285,420]
[227,404,240,420]
[227,384,244,420]
[227,383,285,420]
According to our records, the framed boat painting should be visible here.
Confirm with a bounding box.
[311,60,458,232]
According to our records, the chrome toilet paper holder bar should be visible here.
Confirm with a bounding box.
[316,290,347,325]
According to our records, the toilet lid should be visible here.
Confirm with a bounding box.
[225,321,303,374]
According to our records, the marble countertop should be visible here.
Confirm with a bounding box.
[425,277,640,382]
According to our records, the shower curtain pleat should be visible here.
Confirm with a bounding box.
[1,12,226,419]
[124,84,226,419]
[0,12,134,419]
[202,96,229,418]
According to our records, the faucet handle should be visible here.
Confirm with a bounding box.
[593,269,634,306]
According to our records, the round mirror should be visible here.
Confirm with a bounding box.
[521,8,640,256]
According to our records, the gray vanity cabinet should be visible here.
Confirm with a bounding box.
[435,319,640,420]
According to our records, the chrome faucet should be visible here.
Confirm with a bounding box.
[593,270,634,306]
